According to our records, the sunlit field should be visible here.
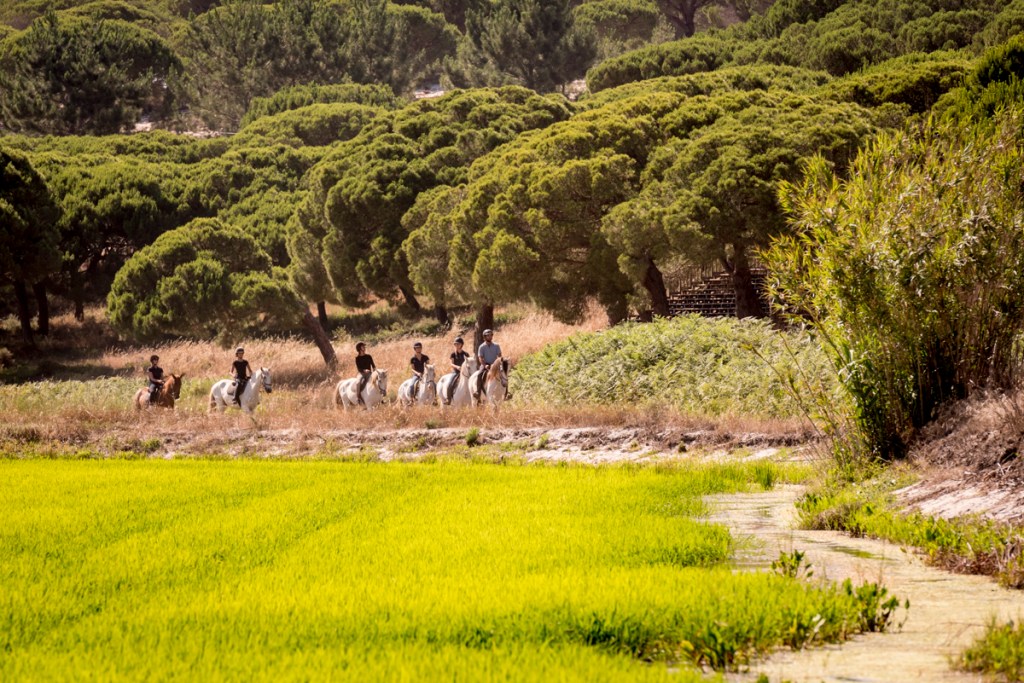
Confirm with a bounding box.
[0,459,885,681]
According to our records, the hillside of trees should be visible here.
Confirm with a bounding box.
[3,0,1024,391]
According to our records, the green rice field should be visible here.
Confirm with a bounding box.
[1,459,886,681]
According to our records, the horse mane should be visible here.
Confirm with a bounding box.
[487,357,503,379]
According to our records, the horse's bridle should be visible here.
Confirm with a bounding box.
[261,369,272,393]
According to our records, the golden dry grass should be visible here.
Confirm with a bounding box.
[0,303,811,448]
[91,303,608,386]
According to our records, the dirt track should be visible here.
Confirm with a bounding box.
[711,487,1024,682]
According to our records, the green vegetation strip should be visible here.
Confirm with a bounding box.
[961,620,1024,681]
[799,485,1024,588]
[3,460,882,680]
[512,315,836,417]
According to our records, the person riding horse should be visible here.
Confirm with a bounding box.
[444,337,469,404]
[146,355,165,404]
[476,329,506,399]
[354,342,376,407]
[231,347,253,405]
[409,342,430,397]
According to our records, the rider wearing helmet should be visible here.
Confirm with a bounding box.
[355,342,376,406]
[147,354,165,403]
[475,329,503,398]
[231,347,252,405]
[444,337,469,404]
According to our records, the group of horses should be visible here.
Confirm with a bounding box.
[133,357,508,413]
[334,355,508,411]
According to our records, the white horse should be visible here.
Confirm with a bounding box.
[437,356,479,409]
[470,356,508,409]
[398,364,436,407]
[335,369,389,410]
[209,368,272,413]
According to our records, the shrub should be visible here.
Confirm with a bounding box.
[512,315,836,418]
[766,110,1024,458]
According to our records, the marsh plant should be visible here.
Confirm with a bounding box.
[767,110,1024,459]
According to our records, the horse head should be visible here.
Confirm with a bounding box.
[423,364,435,383]
[169,374,184,400]
[260,367,272,394]
[462,357,479,377]
[373,369,388,396]
[488,356,506,381]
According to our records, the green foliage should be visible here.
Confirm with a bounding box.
[798,484,1024,589]
[767,111,1024,457]
[771,550,813,580]
[107,218,301,342]
[587,0,1004,92]
[936,35,1024,122]
[0,459,905,678]
[820,52,970,114]
[240,82,400,127]
[573,0,659,61]
[0,12,181,134]
[960,620,1024,680]
[0,147,61,286]
[512,315,837,418]
[295,86,572,309]
[445,0,596,92]
[178,0,456,130]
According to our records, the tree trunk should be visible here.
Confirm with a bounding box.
[13,280,35,347]
[316,301,330,333]
[398,284,422,311]
[71,271,85,321]
[642,258,671,318]
[637,309,653,323]
[473,303,494,353]
[300,308,338,370]
[659,0,698,38]
[434,304,449,327]
[730,245,763,319]
[33,281,49,336]
[604,295,629,325]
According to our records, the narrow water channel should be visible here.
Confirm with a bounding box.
[707,486,1024,682]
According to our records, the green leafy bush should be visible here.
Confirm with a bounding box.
[767,111,1024,457]
[511,315,836,418]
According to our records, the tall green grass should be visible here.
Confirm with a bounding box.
[1,460,884,680]
[511,315,835,417]
[767,111,1024,457]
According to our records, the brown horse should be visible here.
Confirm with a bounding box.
[133,374,183,409]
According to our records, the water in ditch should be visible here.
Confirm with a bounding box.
[708,486,1024,682]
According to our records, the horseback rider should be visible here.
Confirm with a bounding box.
[146,355,165,404]
[409,342,430,397]
[444,337,469,404]
[476,329,503,398]
[355,342,376,407]
[231,347,252,406]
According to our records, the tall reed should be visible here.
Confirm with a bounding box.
[766,111,1024,458]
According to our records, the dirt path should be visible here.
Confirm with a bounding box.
[708,487,1024,682]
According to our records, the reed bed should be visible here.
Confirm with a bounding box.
[1,459,892,680]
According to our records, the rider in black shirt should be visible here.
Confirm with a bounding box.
[147,355,164,403]
[232,347,252,405]
[445,337,469,404]
[409,342,429,394]
[355,342,376,406]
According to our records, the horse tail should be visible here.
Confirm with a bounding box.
[333,383,343,408]
[208,387,217,412]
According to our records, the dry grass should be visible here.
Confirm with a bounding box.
[87,303,608,386]
[0,303,812,451]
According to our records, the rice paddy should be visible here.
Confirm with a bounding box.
[1,458,894,681]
